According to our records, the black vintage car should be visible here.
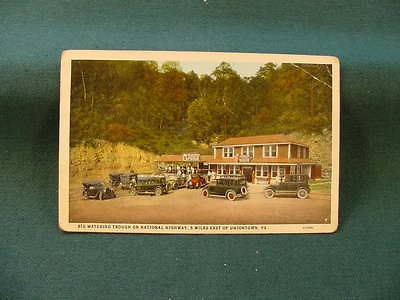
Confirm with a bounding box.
[264,174,310,199]
[165,174,188,190]
[130,175,169,196]
[109,172,123,187]
[119,172,137,190]
[82,180,116,200]
[202,175,248,201]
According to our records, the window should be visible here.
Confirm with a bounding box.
[271,145,277,157]
[263,145,278,157]
[217,165,222,174]
[297,147,301,158]
[290,165,296,174]
[222,165,228,174]
[228,165,235,175]
[223,147,234,158]
[303,147,307,159]
[262,166,269,177]
[242,146,254,157]
[296,165,301,174]
[256,166,269,177]
[256,165,262,176]
[271,166,278,177]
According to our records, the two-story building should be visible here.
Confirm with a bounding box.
[205,134,321,183]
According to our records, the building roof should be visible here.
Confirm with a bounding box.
[158,154,214,162]
[158,155,183,162]
[214,134,304,146]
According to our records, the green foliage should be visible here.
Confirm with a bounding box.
[309,180,331,194]
[70,60,332,154]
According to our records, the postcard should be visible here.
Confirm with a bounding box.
[59,50,340,234]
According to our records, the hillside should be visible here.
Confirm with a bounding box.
[70,140,159,180]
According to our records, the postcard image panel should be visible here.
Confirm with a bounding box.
[59,50,340,234]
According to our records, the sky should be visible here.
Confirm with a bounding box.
[157,60,270,77]
[180,61,264,77]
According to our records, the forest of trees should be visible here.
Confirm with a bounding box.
[70,60,332,154]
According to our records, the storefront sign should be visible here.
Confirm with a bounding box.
[238,155,251,163]
[182,153,200,161]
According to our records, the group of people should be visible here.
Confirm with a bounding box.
[163,165,218,182]
[165,165,198,176]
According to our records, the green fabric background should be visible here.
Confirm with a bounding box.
[1,1,399,299]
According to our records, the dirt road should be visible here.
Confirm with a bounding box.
[69,183,331,224]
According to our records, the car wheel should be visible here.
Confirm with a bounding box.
[297,188,308,199]
[130,188,137,196]
[202,189,209,198]
[155,187,162,196]
[240,186,248,195]
[264,188,275,198]
[98,192,104,200]
[226,190,237,201]
[173,182,178,190]
[83,191,88,200]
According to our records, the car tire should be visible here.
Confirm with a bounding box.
[130,188,137,196]
[240,186,248,195]
[173,182,178,190]
[202,189,209,198]
[98,192,104,200]
[297,188,308,199]
[155,187,162,196]
[83,192,88,200]
[264,188,275,198]
[226,190,237,201]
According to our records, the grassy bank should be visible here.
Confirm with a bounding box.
[309,179,331,194]
[70,140,158,180]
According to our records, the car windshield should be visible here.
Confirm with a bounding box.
[137,177,164,184]
[287,175,305,182]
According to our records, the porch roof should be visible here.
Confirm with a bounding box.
[213,134,304,147]
[205,157,318,164]
[157,154,213,162]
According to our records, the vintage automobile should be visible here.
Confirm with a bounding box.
[82,180,116,200]
[109,172,123,187]
[165,174,188,190]
[202,175,248,201]
[187,173,207,189]
[119,172,137,190]
[130,174,169,196]
[264,174,310,199]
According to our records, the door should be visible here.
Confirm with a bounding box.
[242,167,253,183]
